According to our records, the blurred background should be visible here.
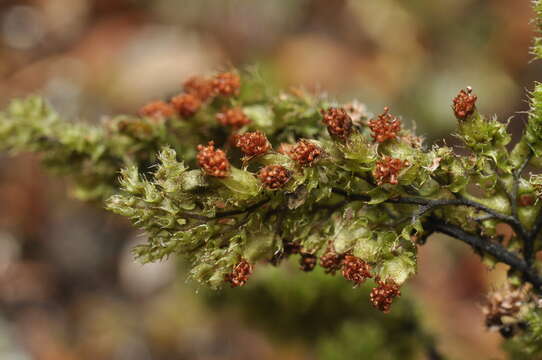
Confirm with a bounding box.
[0,0,540,359]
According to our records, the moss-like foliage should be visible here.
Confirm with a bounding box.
[0,72,323,201]
[1,68,542,299]
[533,0,542,60]
[3,2,542,358]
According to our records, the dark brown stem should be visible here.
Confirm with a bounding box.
[332,188,542,289]
[426,218,542,293]
[332,188,527,239]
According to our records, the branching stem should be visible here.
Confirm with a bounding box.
[332,188,525,236]
[332,188,542,290]
[426,218,542,293]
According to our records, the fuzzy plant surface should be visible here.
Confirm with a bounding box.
[4,1,542,356]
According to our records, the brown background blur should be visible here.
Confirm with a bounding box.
[0,0,540,359]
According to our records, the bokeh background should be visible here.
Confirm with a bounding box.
[0,0,541,359]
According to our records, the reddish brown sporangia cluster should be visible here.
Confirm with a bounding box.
[138,72,241,119]
[277,143,295,156]
[321,107,353,140]
[211,72,241,97]
[299,252,318,272]
[342,255,372,285]
[290,139,322,166]
[171,93,202,118]
[183,76,214,101]
[368,107,401,143]
[196,141,230,177]
[138,100,175,119]
[319,249,344,275]
[453,87,477,120]
[258,165,291,189]
[370,279,401,313]
[373,156,408,185]
[233,131,271,157]
[216,107,251,128]
[225,259,253,288]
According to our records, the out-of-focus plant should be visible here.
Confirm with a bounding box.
[205,261,437,360]
[3,1,542,357]
[0,70,321,201]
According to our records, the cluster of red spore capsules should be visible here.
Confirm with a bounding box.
[138,71,242,121]
[226,248,400,313]
[139,73,481,314]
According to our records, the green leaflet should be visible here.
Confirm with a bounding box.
[218,167,260,198]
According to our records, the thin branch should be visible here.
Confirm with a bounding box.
[332,188,525,233]
[332,188,502,220]
[512,153,532,219]
[453,193,530,243]
[408,195,529,242]
[473,214,497,222]
[332,188,535,259]
[426,218,542,293]
[517,152,533,176]
[497,177,514,216]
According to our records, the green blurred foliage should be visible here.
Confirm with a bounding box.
[204,261,433,360]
